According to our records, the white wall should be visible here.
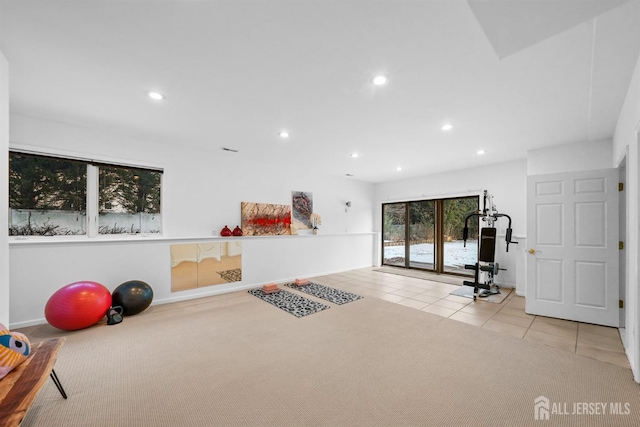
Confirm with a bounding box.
[613,52,640,382]
[527,139,613,176]
[0,52,9,326]
[8,115,377,327]
[10,114,375,237]
[10,233,376,327]
[374,159,528,291]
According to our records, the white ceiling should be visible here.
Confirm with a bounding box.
[1,0,639,183]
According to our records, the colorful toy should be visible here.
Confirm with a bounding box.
[0,323,31,380]
[45,281,112,331]
[112,280,154,316]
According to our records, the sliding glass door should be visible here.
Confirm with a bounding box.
[383,196,478,276]
[442,197,479,274]
[382,203,406,267]
[408,200,435,269]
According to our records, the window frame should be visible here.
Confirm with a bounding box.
[381,193,481,276]
[8,145,164,240]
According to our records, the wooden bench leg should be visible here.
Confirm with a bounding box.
[49,369,67,399]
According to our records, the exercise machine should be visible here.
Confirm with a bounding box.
[462,191,516,300]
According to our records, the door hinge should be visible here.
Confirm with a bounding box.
[619,241,624,250]
[620,300,624,309]
[619,182,624,191]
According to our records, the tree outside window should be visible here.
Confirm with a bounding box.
[98,165,161,234]
[9,153,87,235]
[8,152,162,236]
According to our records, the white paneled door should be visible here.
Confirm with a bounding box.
[526,169,619,327]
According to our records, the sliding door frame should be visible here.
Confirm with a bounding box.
[382,195,480,277]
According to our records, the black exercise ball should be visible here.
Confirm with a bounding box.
[112,280,154,316]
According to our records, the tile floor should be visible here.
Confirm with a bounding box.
[309,267,630,369]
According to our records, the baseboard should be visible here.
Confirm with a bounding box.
[10,317,47,329]
[494,282,514,289]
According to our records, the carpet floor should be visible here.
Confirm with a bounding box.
[16,284,640,427]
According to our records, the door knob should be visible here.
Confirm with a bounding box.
[528,249,536,254]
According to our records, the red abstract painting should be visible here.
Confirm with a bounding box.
[241,202,292,235]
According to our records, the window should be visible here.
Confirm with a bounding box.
[9,153,87,235]
[9,151,162,237]
[382,203,406,267]
[98,165,161,234]
[441,197,479,274]
[382,196,478,276]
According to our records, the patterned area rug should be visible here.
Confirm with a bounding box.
[284,282,363,305]
[218,268,242,282]
[248,288,330,318]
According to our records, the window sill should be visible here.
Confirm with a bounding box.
[9,234,166,245]
[8,232,379,246]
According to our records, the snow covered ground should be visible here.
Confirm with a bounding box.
[383,240,478,268]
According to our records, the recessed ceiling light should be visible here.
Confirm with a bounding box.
[279,131,290,138]
[477,150,486,155]
[441,123,453,131]
[396,166,402,171]
[148,91,164,100]
[373,75,388,86]
[350,153,359,158]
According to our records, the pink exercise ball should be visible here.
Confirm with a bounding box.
[45,281,112,331]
